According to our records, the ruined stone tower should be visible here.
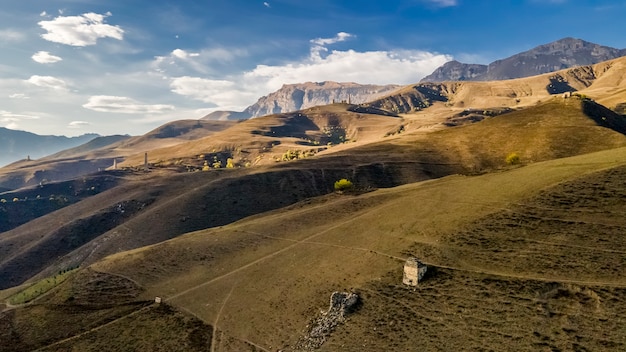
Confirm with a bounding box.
[403,257,427,287]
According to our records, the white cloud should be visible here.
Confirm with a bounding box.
[0,29,26,42]
[170,76,257,109]
[8,93,29,99]
[40,11,47,17]
[26,75,68,90]
[83,95,175,114]
[246,48,451,91]
[1,111,40,129]
[4,122,19,130]
[152,47,246,76]
[68,120,90,129]
[171,49,200,60]
[426,0,458,6]
[32,51,63,64]
[38,12,124,46]
[0,112,39,120]
[169,40,451,111]
[311,32,354,46]
[263,2,271,8]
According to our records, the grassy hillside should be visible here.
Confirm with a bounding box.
[370,56,626,114]
[117,103,405,168]
[21,146,622,351]
[2,57,626,351]
[2,95,625,292]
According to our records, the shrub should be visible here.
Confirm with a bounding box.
[505,152,520,165]
[334,179,354,192]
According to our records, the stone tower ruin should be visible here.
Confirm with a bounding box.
[403,257,427,287]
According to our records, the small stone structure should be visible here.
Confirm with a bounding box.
[296,291,359,350]
[403,257,427,287]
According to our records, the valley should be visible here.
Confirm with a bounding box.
[1,53,626,351]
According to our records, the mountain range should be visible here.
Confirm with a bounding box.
[5,37,624,169]
[0,128,99,167]
[2,38,626,351]
[202,81,400,120]
[421,37,626,82]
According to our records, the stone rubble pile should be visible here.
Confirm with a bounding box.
[295,291,360,351]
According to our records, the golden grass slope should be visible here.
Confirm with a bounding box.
[86,146,626,351]
[372,55,626,112]
[118,103,404,167]
[2,95,625,292]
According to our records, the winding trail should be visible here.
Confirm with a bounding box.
[163,200,396,303]
[33,303,154,351]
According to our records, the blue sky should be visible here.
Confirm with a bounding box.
[1,0,625,136]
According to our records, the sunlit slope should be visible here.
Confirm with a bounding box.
[371,56,626,112]
[578,57,626,108]
[0,120,237,191]
[2,95,625,292]
[118,104,404,167]
[316,96,626,172]
[92,146,626,351]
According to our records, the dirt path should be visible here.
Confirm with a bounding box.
[33,304,154,351]
[238,229,406,262]
[163,200,397,303]
[211,284,236,352]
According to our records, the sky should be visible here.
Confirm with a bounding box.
[1,0,625,137]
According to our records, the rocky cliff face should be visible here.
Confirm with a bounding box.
[420,60,487,82]
[421,38,626,82]
[243,81,400,117]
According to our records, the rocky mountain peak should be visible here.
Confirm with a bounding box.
[243,81,401,117]
[422,37,626,82]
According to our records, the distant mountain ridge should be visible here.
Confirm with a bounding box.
[421,37,626,82]
[202,81,400,120]
[0,128,99,167]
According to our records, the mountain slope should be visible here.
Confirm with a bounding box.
[421,37,626,82]
[0,128,98,167]
[18,145,626,352]
[374,56,626,113]
[2,95,625,291]
[201,81,401,120]
[3,57,626,351]
[0,120,237,191]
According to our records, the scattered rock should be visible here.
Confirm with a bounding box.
[295,291,360,351]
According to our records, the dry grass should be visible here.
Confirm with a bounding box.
[84,146,626,351]
[3,63,626,350]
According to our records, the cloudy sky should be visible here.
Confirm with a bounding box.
[1,0,625,136]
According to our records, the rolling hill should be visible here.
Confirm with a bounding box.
[2,55,626,351]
